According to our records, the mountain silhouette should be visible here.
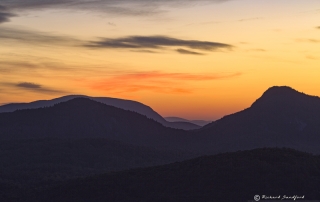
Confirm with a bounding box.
[2,86,320,154]
[0,98,196,150]
[2,86,320,201]
[19,148,320,202]
[0,98,195,195]
[0,95,200,130]
[196,86,320,154]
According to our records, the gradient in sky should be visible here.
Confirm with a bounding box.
[0,0,319,120]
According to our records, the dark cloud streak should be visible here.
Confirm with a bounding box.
[0,5,16,23]
[0,27,233,54]
[176,49,204,55]
[86,36,233,52]
[0,27,80,46]
[17,82,41,89]
[15,82,66,94]
[1,0,231,17]
[296,38,320,43]
[0,81,66,94]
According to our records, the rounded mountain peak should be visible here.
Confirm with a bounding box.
[251,86,305,108]
[261,86,298,97]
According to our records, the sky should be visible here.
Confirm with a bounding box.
[0,0,319,120]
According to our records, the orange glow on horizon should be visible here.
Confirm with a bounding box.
[1,1,320,120]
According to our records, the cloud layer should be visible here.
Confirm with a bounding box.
[297,38,320,43]
[0,27,80,46]
[10,82,66,94]
[0,5,15,24]
[1,0,230,16]
[0,27,232,55]
[176,49,204,55]
[16,82,41,89]
[86,36,233,53]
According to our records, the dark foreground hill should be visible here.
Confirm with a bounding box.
[195,86,320,154]
[0,95,200,130]
[0,98,195,196]
[0,138,190,188]
[13,148,320,202]
[0,98,195,150]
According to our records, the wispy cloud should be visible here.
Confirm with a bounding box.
[0,60,74,74]
[1,0,231,17]
[108,22,116,27]
[0,5,15,23]
[109,71,241,80]
[16,82,41,89]
[307,39,320,43]
[0,27,80,46]
[176,49,204,55]
[0,27,232,55]
[0,81,67,94]
[296,38,320,43]
[186,16,262,27]
[306,55,318,60]
[88,71,241,94]
[86,35,233,53]
[0,61,38,73]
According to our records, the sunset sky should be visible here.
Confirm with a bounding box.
[0,0,319,120]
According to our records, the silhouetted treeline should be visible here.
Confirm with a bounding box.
[0,138,191,187]
[7,148,320,202]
